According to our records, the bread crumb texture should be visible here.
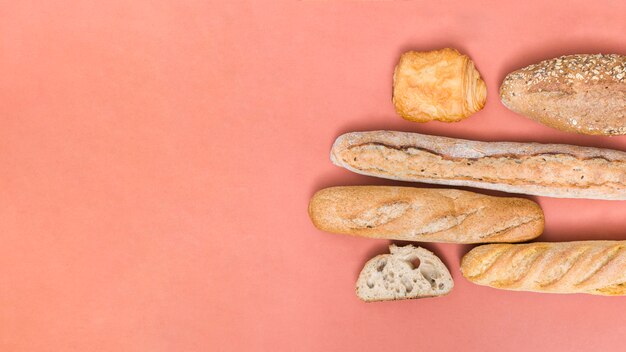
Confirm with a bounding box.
[356,245,453,302]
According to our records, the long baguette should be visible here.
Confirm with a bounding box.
[461,241,626,296]
[330,130,626,200]
[308,186,543,244]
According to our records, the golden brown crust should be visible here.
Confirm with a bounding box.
[309,186,543,244]
[461,241,626,295]
[330,131,626,200]
[500,54,626,135]
[393,48,486,122]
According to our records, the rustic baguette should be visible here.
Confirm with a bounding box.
[330,130,626,200]
[461,241,626,296]
[308,186,543,244]
[500,54,626,135]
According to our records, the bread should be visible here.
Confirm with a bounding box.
[461,241,626,296]
[309,186,543,244]
[330,130,626,200]
[393,48,487,122]
[500,54,626,135]
[356,244,453,302]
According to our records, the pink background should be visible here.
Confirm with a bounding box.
[1,1,625,351]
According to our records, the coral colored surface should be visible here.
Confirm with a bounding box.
[1,1,625,351]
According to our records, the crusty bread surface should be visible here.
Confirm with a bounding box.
[309,186,543,244]
[330,130,626,200]
[500,54,626,135]
[356,244,453,302]
[462,241,626,295]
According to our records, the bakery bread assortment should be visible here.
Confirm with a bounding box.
[500,54,626,135]
[331,130,626,200]
[461,241,626,296]
[356,244,453,302]
[393,48,487,122]
[310,47,626,300]
[309,186,543,244]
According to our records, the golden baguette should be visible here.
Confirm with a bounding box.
[308,186,543,244]
[461,241,626,295]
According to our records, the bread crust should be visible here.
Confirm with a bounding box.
[330,130,626,200]
[461,241,626,295]
[309,186,543,244]
[500,54,626,135]
[393,48,487,122]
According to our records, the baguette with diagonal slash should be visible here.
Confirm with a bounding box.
[308,186,543,244]
[461,241,626,295]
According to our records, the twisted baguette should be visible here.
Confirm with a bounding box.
[461,241,626,295]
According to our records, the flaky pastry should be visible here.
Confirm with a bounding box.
[392,48,487,122]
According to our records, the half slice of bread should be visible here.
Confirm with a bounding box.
[356,244,453,302]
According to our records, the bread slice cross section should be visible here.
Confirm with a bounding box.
[356,244,453,302]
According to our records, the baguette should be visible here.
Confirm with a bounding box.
[500,54,626,135]
[356,244,453,302]
[330,130,626,200]
[461,241,626,295]
[308,186,543,244]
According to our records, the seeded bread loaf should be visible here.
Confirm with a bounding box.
[461,241,626,295]
[500,54,626,135]
[330,130,626,200]
[356,244,453,302]
[308,186,543,244]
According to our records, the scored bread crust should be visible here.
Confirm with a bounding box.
[308,186,543,244]
[461,241,626,295]
[330,130,626,200]
[500,54,626,135]
[392,48,487,122]
[356,244,453,302]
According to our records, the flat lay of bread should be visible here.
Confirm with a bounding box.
[308,48,626,301]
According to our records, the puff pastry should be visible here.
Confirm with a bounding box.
[393,48,487,122]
